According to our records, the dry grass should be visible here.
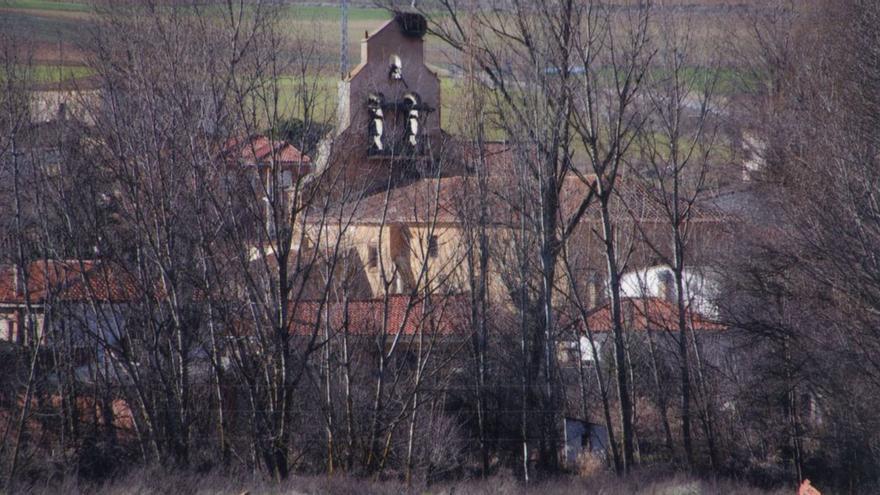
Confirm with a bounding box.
[17,467,790,495]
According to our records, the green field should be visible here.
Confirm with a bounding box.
[1,64,92,84]
[0,1,388,18]
[2,0,753,138]
[267,75,466,128]
[30,64,93,82]
[0,2,404,67]
[0,0,388,22]
[284,5,390,22]
[0,0,90,12]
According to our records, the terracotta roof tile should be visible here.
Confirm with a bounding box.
[585,297,724,333]
[0,260,138,304]
[289,294,468,337]
[333,173,726,226]
[224,134,311,167]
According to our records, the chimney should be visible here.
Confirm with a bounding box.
[658,269,675,302]
[587,274,603,308]
[12,264,23,298]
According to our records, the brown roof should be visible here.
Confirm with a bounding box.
[341,177,467,224]
[0,260,138,305]
[341,173,726,226]
[585,297,724,333]
[289,294,468,337]
[315,139,728,225]
[224,134,311,168]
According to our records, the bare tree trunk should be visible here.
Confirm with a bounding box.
[404,312,426,485]
[646,326,675,456]
[518,178,531,483]
[323,303,335,474]
[7,339,40,487]
[599,200,635,473]
[690,326,719,471]
[624,334,641,464]
[673,243,694,467]
[6,131,41,487]
[341,301,355,471]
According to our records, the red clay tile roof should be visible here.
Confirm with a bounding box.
[0,260,138,304]
[585,297,724,333]
[338,177,466,224]
[312,139,727,226]
[224,135,311,167]
[289,294,468,337]
[339,172,726,226]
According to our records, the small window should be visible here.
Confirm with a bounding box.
[428,235,438,258]
[280,170,293,189]
[368,244,379,268]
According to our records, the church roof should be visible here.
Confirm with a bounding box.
[322,159,729,227]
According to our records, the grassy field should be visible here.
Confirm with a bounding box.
[2,0,755,137]
[27,63,93,82]
[0,2,421,78]
[0,0,90,12]
[0,10,89,45]
[1,1,383,17]
[285,4,391,22]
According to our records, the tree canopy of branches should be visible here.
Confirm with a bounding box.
[3,0,880,493]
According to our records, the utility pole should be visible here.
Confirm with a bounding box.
[340,0,349,77]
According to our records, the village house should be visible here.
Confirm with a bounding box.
[0,259,135,348]
[223,133,313,236]
[619,265,721,318]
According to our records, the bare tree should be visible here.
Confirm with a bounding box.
[565,3,654,473]
[0,39,43,487]
[630,10,724,467]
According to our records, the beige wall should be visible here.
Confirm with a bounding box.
[30,90,99,124]
[306,221,566,307]
[305,222,468,298]
[304,215,729,312]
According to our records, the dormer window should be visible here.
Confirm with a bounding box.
[389,55,403,80]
